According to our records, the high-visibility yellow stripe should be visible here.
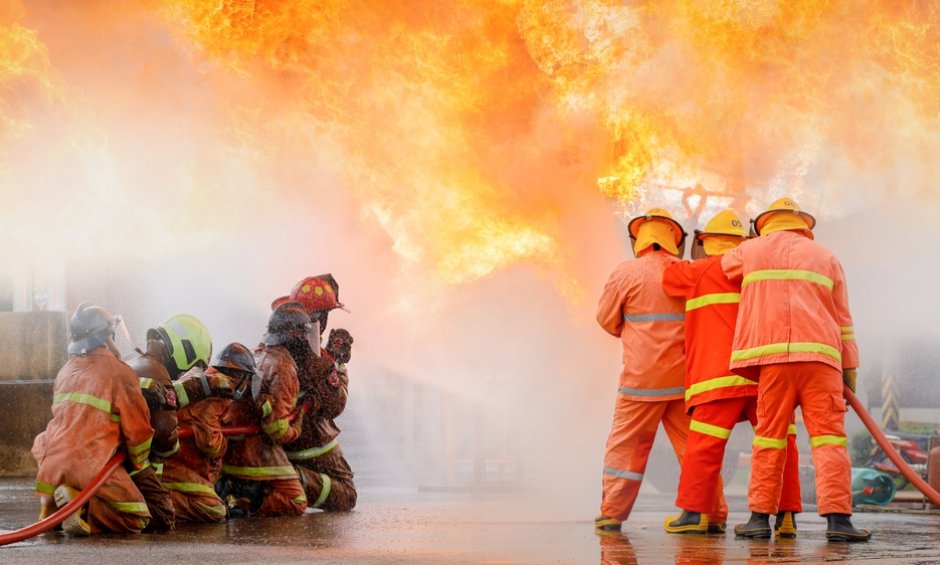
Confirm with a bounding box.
[174,382,190,408]
[312,473,331,508]
[286,439,339,461]
[841,326,854,334]
[753,435,787,449]
[685,292,741,312]
[36,481,55,495]
[842,334,855,341]
[685,375,757,400]
[194,501,227,521]
[222,464,298,478]
[153,440,180,459]
[129,460,152,477]
[139,378,153,389]
[128,436,153,456]
[690,419,732,440]
[53,392,111,414]
[263,418,290,440]
[788,424,797,436]
[810,434,847,448]
[108,501,149,514]
[261,400,273,418]
[163,481,219,495]
[742,269,834,290]
[731,342,841,363]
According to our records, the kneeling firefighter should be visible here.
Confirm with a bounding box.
[32,303,153,535]
[128,314,213,530]
[161,343,255,523]
[219,303,310,517]
[273,274,357,511]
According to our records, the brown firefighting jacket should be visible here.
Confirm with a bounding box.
[33,348,153,501]
[284,348,349,463]
[162,367,232,489]
[222,344,301,481]
[128,345,179,461]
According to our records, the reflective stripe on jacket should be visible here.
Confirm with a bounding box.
[33,349,154,497]
[721,230,859,377]
[597,250,685,401]
[662,255,757,412]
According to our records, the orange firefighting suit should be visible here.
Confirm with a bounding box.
[597,248,719,521]
[32,348,153,533]
[285,348,357,511]
[663,255,801,517]
[160,367,234,523]
[221,344,307,516]
[128,346,179,529]
[723,230,858,516]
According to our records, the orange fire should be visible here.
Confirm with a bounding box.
[5,1,940,294]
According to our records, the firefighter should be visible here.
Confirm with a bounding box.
[661,209,802,536]
[160,343,254,523]
[723,197,870,542]
[127,314,212,530]
[32,303,152,535]
[219,302,309,517]
[596,208,718,531]
[273,274,357,511]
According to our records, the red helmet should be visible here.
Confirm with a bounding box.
[280,274,349,314]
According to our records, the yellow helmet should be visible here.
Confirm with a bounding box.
[752,196,816,236]
[691,209,748,259]
[627,208,687,257]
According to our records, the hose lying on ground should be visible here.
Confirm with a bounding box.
[845,386,940,507]
[0,453,126,547]
[0,421,268,547]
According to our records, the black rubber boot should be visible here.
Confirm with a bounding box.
[774,511,798,538]
[733,512,771,539]
[663,510,708,534]
[825,513,871,542]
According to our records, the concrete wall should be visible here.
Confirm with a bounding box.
[0,312,67,477]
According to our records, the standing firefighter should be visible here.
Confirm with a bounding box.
[160,343,254,523]
[220,303,309,517]
[32,303,152,535]
[127,314,212,530]
[595,208,722,531]
[273,274,357,511]
[724,197,870,542]
[661,209,801,536]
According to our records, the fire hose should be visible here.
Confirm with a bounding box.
[0,423,263,547]
[0,452,126,547]
[845,387,940,507]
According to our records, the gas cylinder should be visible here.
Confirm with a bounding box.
[928,442,940,510]
[850,468,895,506]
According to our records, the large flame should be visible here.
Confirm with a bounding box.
[4,0,940,296]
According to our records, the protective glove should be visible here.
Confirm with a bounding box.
[842,368,858,393]
[326,328,353,364]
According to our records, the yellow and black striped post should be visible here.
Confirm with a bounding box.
[881,373,900,432]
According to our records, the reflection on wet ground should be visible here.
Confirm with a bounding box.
[2,478,940,564]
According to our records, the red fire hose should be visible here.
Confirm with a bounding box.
[0,453,126,547]
[0,422,269,547]
[845,387,940,507]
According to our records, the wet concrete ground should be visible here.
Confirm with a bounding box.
[2,478,940,564]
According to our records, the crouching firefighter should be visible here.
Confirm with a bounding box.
[160,343,254,523]
[219,302,310,517]
[128,314,213,530]
[661,209,801,536]
[273,274,357,511]
[32,303,153,535]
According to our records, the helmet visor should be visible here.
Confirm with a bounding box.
[307,320,322,358]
